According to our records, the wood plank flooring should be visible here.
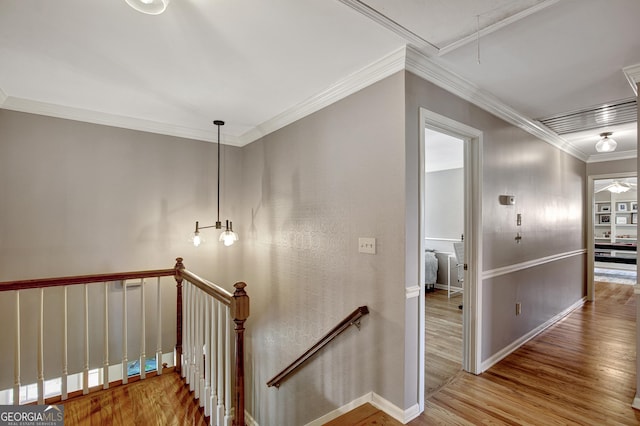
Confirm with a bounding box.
[411,281,640,425]
[425,289,463,398]
[61,371,206,425]
[61,282,639,425]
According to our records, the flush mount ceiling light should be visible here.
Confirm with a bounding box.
[596,180,634,194]
[125,0,170,15]
[595,132,617,153]
[192,120,238,247]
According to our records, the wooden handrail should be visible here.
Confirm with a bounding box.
[0,257,248,425]
[0,268,176,292]
[267,306,369,388]
[179,268,233,305]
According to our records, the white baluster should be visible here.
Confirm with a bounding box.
[62,286,68,399]
[183,283,191,383]
[198,291,205,404]
[189,284,196,391]
[156,277,162,375]
[216,303,224,426]
[210,300,218,426]
[37,288,44,404]
[103,282,109,390]
[13,291,20,405]
[140,279,146,380]
[122,280,128,385]
[83,284,89,395]
[194,287,201,399]
[203,296,211,417]
[224,305,232,426]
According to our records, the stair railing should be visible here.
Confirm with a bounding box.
[267,306,369,388]
[0,257,249,426]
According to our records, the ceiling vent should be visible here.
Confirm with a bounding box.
[537,98,637,135]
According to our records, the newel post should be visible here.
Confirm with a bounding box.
[174,257,184,374]
[231,282,249,426]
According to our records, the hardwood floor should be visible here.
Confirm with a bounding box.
[410,281,640,425]
[425,289,463,398]
[61,372,206,426]
[61,282,639,425]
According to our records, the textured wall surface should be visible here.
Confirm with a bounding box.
[0,110,243,387]
[239,73,407,425]
[405,70,587,405]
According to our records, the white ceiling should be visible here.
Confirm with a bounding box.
[0,0,638,162]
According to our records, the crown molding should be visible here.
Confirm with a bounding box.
[439,0,561,55]
[587,149,637,163]
[405,46,588,162]
[338,0,439,56]
[623,64,640,97]
[0,95,241,146]
[237,45,406,146]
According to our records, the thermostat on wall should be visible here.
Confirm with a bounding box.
[499,195,516,205]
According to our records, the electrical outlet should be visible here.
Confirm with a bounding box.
[358,237,376,254]
[516,302,522,316]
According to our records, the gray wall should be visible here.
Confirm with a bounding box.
[404,70,586,398]
[239,73,406,424]
[0,66,589,421]
[0,110,243,387]
[425,168,464,241]
[586,158,636,176]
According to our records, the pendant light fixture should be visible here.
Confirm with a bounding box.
[192,120,238,247]
[125,0,170,15]
[595,132,618,153]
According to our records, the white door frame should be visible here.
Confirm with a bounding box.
[587,171,637,301]
[418,108,483,411]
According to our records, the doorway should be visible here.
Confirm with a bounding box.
[589,174,638,299]
[423,128,464,397]
[417,108,482,411]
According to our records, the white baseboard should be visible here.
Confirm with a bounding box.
[481,297,586,372]
[305,392,419,425]
[632,395,640,411]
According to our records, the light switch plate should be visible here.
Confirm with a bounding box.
[358,237,376,254]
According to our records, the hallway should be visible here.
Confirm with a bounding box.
[411,281,640,425]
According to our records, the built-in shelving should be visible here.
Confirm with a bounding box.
[594,190,637,268]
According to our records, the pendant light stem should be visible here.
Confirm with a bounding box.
[214,120,224,229]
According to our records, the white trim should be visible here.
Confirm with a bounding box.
[305,392,417,425]
[438,0,561,55]
[405,285,421,299]
[481,297,586,372]
[238,46,406,146]
[337,0,439,56]
[421,108,484,375]
[244,410,259,426]
[0,96,242,146]
[482,249,587,280]
[425,237,460,242]
[587,150,637,163]
[632,395,640,411]
[622,64,640,97]
[406,46,587,162]
[0,87,7,106]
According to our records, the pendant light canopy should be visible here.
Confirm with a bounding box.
[125,0,170,15]
[192,120,238,247]
[595,132,618,153]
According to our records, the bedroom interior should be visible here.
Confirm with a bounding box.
[423,127,464,397]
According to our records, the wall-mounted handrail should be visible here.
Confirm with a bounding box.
[267,306,369,388]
